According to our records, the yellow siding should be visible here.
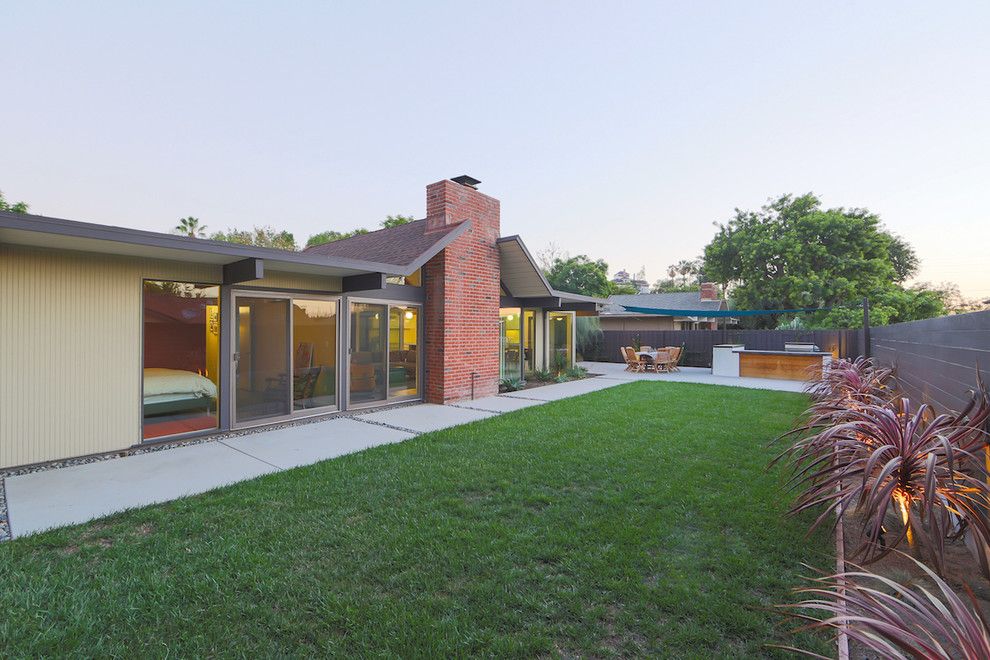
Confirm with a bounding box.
[0,248,345,468]
[0,245,221,468]
[244,270,342,292]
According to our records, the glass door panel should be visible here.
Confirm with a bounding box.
[523,310,536,374]
[292,299,337,411]
[350,302,387,405]
[388,306,419,398]
[548,312,573,373]
[499,308,522,379]
[234,297,291,422]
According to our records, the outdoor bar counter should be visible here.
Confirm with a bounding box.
[711,344,833,381]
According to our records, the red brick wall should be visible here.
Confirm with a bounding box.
[423,179,501,403]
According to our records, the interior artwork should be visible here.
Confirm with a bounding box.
[142,281,220,440]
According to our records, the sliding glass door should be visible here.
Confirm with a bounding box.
[348,300,422,407]
[232,292,338,427]
[349,303,387,405]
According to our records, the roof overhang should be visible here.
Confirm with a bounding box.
[0,210,406,278]
[497,235,605,310]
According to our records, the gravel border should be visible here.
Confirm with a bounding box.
[0,401,423,543]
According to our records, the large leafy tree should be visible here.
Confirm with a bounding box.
[211,226,298,251]
[381,214,414,229]
[545,255,611,297]
[703,193,938,328]
[0,189,29,213]
[175,216,207,237]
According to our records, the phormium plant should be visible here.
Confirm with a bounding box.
[781,390,990,576]
[778,555,990,659]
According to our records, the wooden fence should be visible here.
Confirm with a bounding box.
[586,328,861,367]
[871,310,990,413]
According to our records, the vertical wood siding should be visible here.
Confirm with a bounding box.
[0,246,220,468]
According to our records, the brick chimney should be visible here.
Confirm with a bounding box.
[422,176,501,404]
[699,282,720,301]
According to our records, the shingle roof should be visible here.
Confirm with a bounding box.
[303,218,465,270]
[601,292,725,316]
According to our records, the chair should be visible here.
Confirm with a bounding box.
[640,345,654,353]
[651,349,673,373]
[667,346,683,372]
[622,346,646,372]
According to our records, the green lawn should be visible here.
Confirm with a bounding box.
[0,381,830,657]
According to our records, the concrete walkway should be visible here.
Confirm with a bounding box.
[4,367,803,538]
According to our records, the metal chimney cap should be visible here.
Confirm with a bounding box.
[451,175,481,189]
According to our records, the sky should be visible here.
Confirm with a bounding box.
[3,2,988,299]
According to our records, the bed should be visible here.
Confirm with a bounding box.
[143,368,218,416]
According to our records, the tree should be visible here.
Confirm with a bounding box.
[703,193,932,328]
[381,214,414,229]
[536,242,567,272]
[545,255,611,298]
[609,282,639,295]
[305,228,369,248]
[0,189,29,213]
[651,279,700,294]
[175,216,207,238]
[211,226,298,251]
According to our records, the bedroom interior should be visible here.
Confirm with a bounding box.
[142,281,220,440]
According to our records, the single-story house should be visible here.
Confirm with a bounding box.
[598,285,728,331]
[0,176,602,469]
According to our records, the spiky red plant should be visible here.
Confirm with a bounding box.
[778,555,990,659]
[783,391,990,575]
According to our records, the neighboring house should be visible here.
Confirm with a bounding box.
[611,268,650,293]
[0,176,602,469]
[598,284,727,330]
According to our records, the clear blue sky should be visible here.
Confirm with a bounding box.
[3,2,988,298]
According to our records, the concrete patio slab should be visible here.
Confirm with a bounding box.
[581,362,805,393]
[500,376,624,401]
[355,403,496,433]
[5,442,276,537]
[450,395,546,413]
[223,418,413,470]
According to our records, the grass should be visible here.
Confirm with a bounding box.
[0,381,830,657]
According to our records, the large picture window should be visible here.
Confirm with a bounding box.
[142,281,220,440]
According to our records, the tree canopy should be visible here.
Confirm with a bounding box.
[305,229,369,248]
[211,226,298,251]
[702,193,940,328]
[0,189,29,214]
[545,255,611,298]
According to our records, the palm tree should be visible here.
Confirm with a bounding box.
[175,216,206,238]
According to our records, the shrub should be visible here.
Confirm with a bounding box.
[779,555,990,658]
[780,391,990,576]
[499,377,525,393]
[564,365,588,380]
[529,369,554,382]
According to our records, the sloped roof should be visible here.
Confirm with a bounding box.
[602,292,726,317]
[303,218,467,271]
[496,236,606,305]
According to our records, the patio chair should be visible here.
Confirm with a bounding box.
[651,349,673,373]
[667,346,684,372]
[640,345,654,353]
[622,346,647,372]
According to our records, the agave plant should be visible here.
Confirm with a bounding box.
[779,555,990,659]
[783,390,990,575]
